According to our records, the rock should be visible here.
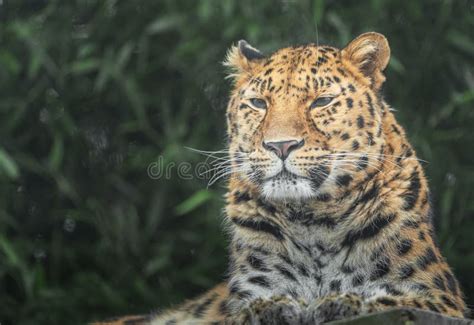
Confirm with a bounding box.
[328,308,473,325]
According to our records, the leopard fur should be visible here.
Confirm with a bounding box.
[93,32,467,325]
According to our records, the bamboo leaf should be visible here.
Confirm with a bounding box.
[0,148,19,179]
[174,189,214,216]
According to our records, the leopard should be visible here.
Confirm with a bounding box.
[93,32,467,324]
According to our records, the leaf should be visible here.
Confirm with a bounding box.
[313,0,325,23]
[121,77,146,123]
[94,48,114,91]
[144,255,170,275]
[326,12,350,45]
[68,59,100,75]
[447,30,474,56]
[388,55,405,74]
[0,148,19,179]
[146,15,182,35]
[174,189,214,216]
[0,50,21,76]
[116,43,134,69]
[48,135,64,171]
[0,235,20,266]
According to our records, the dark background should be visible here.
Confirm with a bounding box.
[0,0,473,324]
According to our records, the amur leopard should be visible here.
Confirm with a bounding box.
[94,32,467,324]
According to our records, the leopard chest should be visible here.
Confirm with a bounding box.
[279,224,381,301]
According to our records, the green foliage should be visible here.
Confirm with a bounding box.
[0,0,472,324]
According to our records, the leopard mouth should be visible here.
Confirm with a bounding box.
[260,168,316,201]
[266,169,299,181]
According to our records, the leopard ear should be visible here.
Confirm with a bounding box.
[342,32,390,90]
[224,40,265,77]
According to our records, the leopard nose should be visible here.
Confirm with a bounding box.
[262,139,305,160]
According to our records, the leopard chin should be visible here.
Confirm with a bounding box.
[261,173,316,201]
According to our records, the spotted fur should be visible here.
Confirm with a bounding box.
[93,32,466,324]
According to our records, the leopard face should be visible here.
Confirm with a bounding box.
[225,33,390,201]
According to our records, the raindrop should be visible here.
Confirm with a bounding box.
[39,107,50,123]
[64,218,76,232]
[34,249,47,261]
[46,88,59,99]
[446,173,456,186]
[28,204,38,217]
[84,127,109,152]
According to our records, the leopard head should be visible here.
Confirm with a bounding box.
[225,33,391,201]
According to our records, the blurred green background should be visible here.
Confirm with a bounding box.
[0,0,473,324]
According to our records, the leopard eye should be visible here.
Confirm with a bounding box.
[249,98,267,110]
[310,96,333,109]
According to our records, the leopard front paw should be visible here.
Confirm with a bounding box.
[306,293,363,323]
[225,296,305,325]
